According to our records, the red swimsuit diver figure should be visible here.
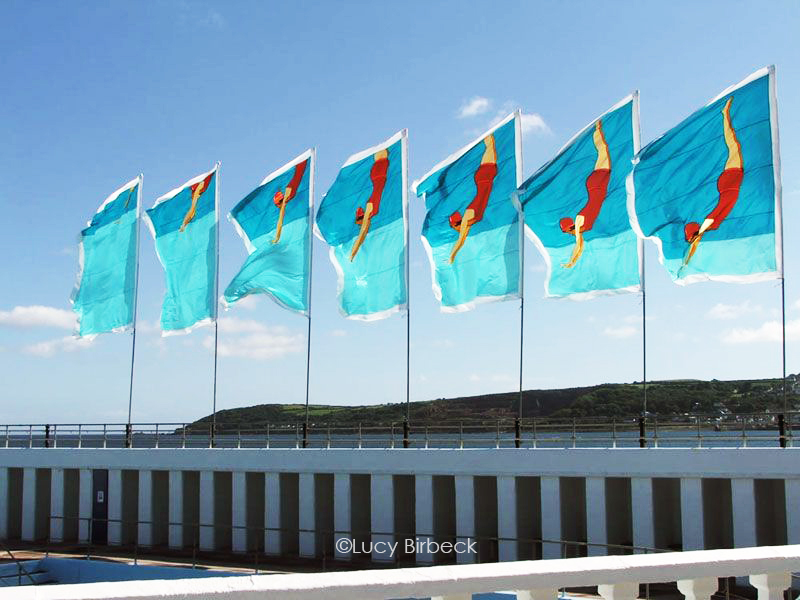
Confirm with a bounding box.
[559,120,611,268]
[449,134,498,264]
[683,97,743,266]
[180,172,215,232]
[350,149,389,261]
[272,159,308,244]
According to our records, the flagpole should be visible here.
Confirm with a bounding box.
[303,149,316,449]
[125,175,143,448]
[211,163,221,448]
[641,246,647,416]
[515,110,525,448]
[403,131,411,447]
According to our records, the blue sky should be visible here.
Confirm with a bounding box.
[1,1,799,423]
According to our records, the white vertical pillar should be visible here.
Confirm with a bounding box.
[265,473,281,555]
[586,476,607,556]
[232,472,247,553]
[540,476,561,559]
[198,471,214,551]
[168,470,183,549]
[681,477,704,551]
[137,470,153,547]
[415,475,434,564]
[631,477,654,553]
[454,475,475,564]
[50,468,64,543]
[371,474,394,562]
[78,469,92,543]
[677,577,719,600]
[749,573,792,600]
[497,475,518,562]
[299,473,316,558]
[731,478,756,548]
[0,468,8,540]
[598,582,640,600]
[21,467,37,541]
[107,469,122,545]
[786,479,800,545]
[334,474,351,561]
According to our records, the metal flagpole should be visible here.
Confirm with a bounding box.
[782,277,787,414]
[515,110,525,448]
[211,163,221,448]
[403,131,411,447]
[125,175,143,448]
[303,149,316,449]
[641,246,648,416]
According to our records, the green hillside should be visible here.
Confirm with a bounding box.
[188,376,799,429]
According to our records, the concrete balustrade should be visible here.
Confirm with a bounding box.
[7,545,800,600]
[0,449,797,567]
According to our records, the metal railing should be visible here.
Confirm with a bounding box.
[0,412,795,450]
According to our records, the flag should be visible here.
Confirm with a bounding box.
[520,95,642,299]
[224,150,313,315]
[315,130,408,320]
[628,66,782,284]
[71,177,141,338]
[145,165,219,335]
[413,112,522,312]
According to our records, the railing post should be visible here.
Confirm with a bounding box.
[28,425,32,448]
[102,424,107,449]
[210,423,216,449]
[125,423,132,449]
[44,424,51,449]
[391,422,396,449]
[77,424,82,449]
[237,426,242,449]
[154,424,159,449]
[459,421,463,449]
[497,419,501,449]
[514,417,521,449]
[741,417,747,449]
[778,413,786,448]
[4,424,9,448]
[425,425,429,449]
[358,423,362,449]
[182,424,187,449]
[653,416,659,449]
[612,418,617,449]
[572,418,577,449]
[266,423,270,449]
[638,416,646,448]
[403,419,410,449]
[53,424,58,448]
[327,423,332,449]
[302,422,308,449]
[532,418,537,449]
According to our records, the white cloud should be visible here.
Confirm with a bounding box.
[23,336,92,357]
[468,374,481,382]
[622,314,654,324]
[331,329,347,337]
[707,300,762,320]
[519,112,550,136]
[235,295,260,311]
[458,96,491,118]
[0,305,76,329]
[603,325,638,339]
[204,317,304,360]
[722,318,800,344]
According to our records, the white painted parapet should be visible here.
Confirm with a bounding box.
[333,473,351,561]
[787,479,800,545]
[4,545,798,600]
[454,475,475,564]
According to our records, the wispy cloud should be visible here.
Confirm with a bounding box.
[603,325,638,339]
[206,317,304,360]
[707,300,762,320]
[722,318,800,344]
[0,305,76,329]
[457,96,491,118]
[331,329,347,337]
[23,336,92,357]
[235,295,260,311]
[519,112,550,136]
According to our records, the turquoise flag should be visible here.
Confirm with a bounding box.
[520,96,642,299]
[145,165,218,335]
[315,130,408,321]
[224,150,313,315]
[71,177,140,338]
[414,113,522,311]
[629,66,782,284]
